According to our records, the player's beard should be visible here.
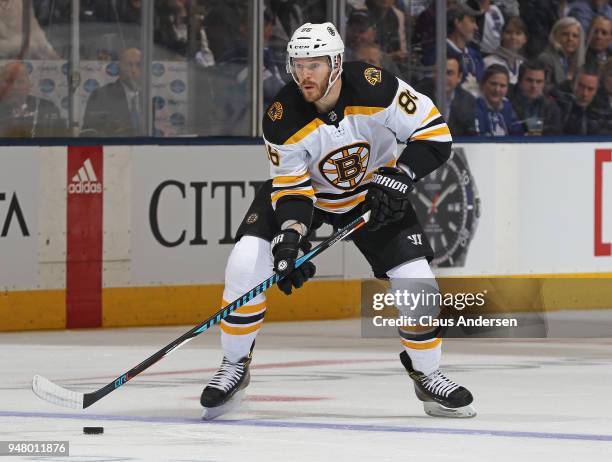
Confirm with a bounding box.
[300,79,327,102]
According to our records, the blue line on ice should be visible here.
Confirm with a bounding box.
[1,411,611,442]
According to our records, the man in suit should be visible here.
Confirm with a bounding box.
[0,61,64,137]
[508,60,562,135]
[81,48,142,136]
[415,56,477,136]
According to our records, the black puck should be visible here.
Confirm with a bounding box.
[83,426,104,434]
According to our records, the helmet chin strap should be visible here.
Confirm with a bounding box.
[320,54,343,100]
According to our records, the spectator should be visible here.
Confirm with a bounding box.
[538,17,586,87]
[213,9,284,108]
[518,0,561,59]
[508,60,563,135]
[365,0,408,62]
[484,16,528,84]
[558,67,612,134]
[114,0,142,24]
[493,0,520,18]
[447,4,485,96]
[266,0,304,58]
[353,43,401,75]
[467,0,506,55]
[263,8,286,103]
[585,15,612,72]
[475,64,524,135]
[416,56,477,136]
[153,0,215,66]
[594,59,612,110]
[568,0,612,36]
[416,0,460,65]
[0,0,60,59]
[204,0,247,62]
[81,48,142,137]
[0,61,64,137]
[345,10,401,75]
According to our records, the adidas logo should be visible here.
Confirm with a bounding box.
[68,158,102,194]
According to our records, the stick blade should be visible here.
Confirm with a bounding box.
[32,375,84,409]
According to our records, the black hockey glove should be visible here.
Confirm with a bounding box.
[271,230,316,295]
[365,166,415,231]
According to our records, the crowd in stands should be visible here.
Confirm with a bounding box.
[346,0,612,136]
[0,0,611,137]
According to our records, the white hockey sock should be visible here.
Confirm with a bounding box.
[387,258,442,376]
[219,236,273,363]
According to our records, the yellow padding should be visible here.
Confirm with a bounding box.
[401,337,442,350]
[0,290,65,331]
[102,280,361,328]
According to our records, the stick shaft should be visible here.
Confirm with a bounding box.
[80,211,369,408]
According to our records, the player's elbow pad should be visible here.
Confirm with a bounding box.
[398,141,452,181]
[274,196,314,231]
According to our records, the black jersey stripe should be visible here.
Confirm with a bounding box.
[224,311,266,325]
[410,116,446,137]
[315,183,370,200]
[272,179,312,192]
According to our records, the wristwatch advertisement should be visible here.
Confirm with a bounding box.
[411,147,480,267]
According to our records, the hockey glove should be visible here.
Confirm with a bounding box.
[365,166,415,231]
[271,230,316,295]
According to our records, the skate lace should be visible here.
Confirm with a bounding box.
[421,370,460,398]
[208,357,245,392]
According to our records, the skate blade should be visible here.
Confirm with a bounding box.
[201,389,246,421]
[423,401,477,418]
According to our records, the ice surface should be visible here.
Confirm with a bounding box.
[1,319,611,461]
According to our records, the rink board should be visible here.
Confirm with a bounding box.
[0,143,611,330]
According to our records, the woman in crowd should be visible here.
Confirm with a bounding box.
[537,16,585,87]
[585,15,612,72]
[475,64,524,136]
[484,16,529,85]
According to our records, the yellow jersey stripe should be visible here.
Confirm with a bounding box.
[272,172,310,186]
[411,125,451,141]
[220,319,264,335]
[419,106,441,127]
[222,299,267,315]
[284,119,325,145]
[401,337,442,350]
[344,106,385,117]
[271,188,315,204]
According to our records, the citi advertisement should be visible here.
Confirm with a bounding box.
[0,149,39,289]
[130,146,345,285]
[130,146,268,285]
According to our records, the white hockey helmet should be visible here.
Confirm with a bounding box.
[286,22,344,99]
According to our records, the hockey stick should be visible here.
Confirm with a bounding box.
[32,210,371,409]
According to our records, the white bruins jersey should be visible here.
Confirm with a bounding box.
[262,61,452,214]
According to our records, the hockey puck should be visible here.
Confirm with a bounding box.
[83,426,104,434]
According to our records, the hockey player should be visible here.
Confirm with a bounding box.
[201,22,476,420]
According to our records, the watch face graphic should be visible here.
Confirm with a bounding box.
[411,148,479,267]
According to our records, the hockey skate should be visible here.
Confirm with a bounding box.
[400,351,476,418]
[201,354,252,420]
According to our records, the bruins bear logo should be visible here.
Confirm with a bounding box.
[364,67,382,86]
[267,101,283,121]
[319,142,370,190]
